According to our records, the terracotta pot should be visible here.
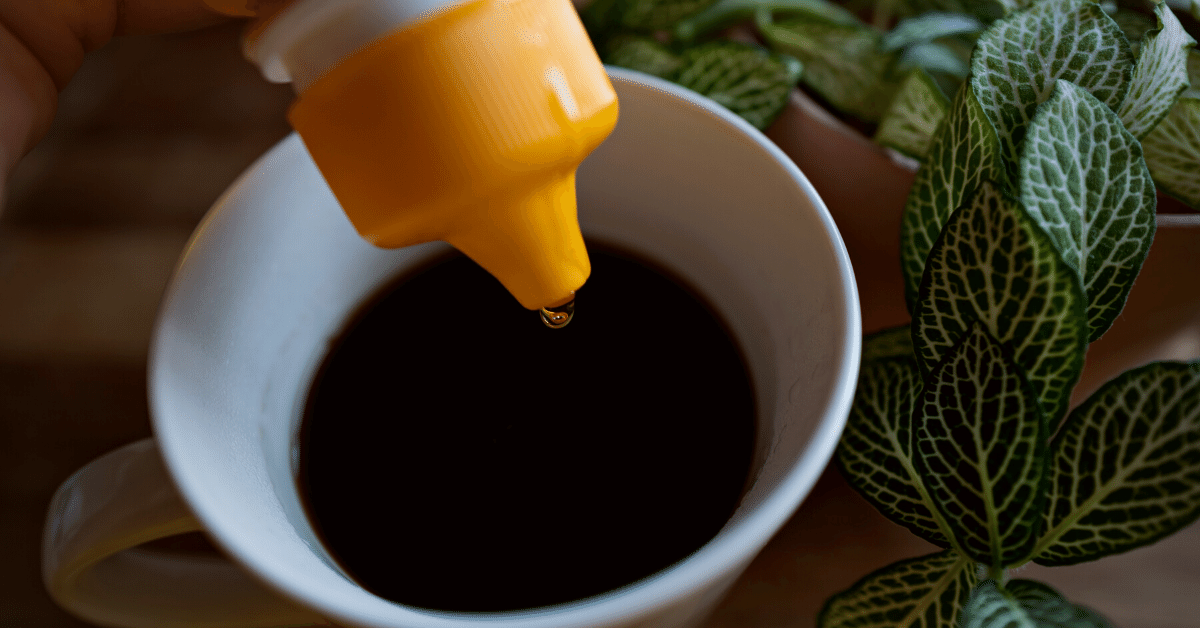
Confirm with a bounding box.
[765,88,1200,404]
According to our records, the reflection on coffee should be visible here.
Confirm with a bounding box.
[298,244,756,612]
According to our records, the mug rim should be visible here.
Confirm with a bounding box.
[149,66,861,628]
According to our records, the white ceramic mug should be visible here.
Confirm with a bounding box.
[41,68,861,628]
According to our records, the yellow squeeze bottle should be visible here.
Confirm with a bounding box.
[208,0,618,311]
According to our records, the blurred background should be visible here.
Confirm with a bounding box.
[0,20,1197,628]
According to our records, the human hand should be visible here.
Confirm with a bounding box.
[0,1,288,212]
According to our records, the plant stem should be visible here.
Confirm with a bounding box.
[988,564,1006,584]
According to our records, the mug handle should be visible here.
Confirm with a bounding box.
[42,438,332,628]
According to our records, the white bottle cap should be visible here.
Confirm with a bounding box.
[244,0,474,93]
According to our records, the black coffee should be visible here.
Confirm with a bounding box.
[298,244,756,612]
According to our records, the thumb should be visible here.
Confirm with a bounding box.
[0,0,269,188]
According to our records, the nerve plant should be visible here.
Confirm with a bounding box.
[582,0,1200,210]
[822,0,1200,626]
[582,0,993,133]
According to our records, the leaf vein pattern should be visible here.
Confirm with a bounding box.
[914,323,1049,566]
[1036,362,1200,565]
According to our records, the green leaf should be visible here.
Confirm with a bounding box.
[1018,80,1157,342]
[838,356,949,547]
[1143,97,1200,209]
[913,322,1049,566]
[896,0,1011,22]
[604,35,684,79]
[875,69,951,159]
[818,550,978,628]
[896,42,971,79]
[603,36,804,131]
[582,0,626,49]
[1109,9,1157,51]
[912,180,1088,430]
[900,82,1006,311]
[759,19,898,122]
[672,41,803,129]
[1118,3,1197,139]
[960,580,1114,627]
[1033,360,1200,566]
[969,0,1135,179]
[863,325,917,362]
[1185,49,1200,99]
[974,0,1019,19]
[882,12,985,52]
[673,0,861,43]
[616,0,720,31]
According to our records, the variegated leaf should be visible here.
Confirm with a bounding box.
[617,0,718,30]
[1110,9,1157,51]
[882,12,984,51]
[1143,97,1200,209]
[969,0,1135,179]
[673,41,804,130]
[896,42,971,79]
[1118,3,1197,139]
[912,180,1087,430]
[818,551,978,628]
[1019,80,1157,342]
[875,69,951,159]
[960,580,1114,628]
[1185,49,1200,99]
[863,325,917,363]
[604,36,684,79]
[838,356,948,546]
[674,0,862,43]
[900,82,1006,311]
[1034,361,1200,566]
[759,19,898,122]
[913,322,1049,566]
[985,0,1026,18]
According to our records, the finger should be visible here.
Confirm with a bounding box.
[0,0,248,181]
[115,1,295,35]
[0,18,56,183]
[113,0,239,36]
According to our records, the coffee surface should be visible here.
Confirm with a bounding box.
[299,245,756,611]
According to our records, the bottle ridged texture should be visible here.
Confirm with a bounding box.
[288,0,618,308]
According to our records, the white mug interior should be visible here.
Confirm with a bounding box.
[149,68,859,628]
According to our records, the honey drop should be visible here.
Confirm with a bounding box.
[540,298,575,329]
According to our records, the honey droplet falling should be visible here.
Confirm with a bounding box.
[540,298,575,329]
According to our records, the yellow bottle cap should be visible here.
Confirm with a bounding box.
[276,0,618,310]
